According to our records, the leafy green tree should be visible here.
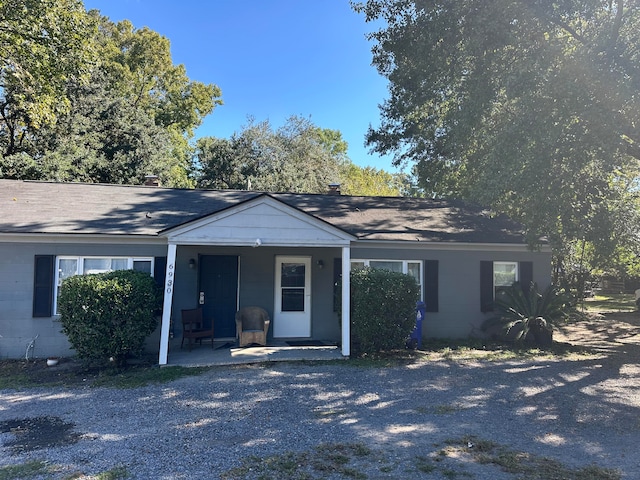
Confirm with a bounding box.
[0,0,96,156]
[94,16,221,137]
[1,7,221,186]
[354,0,640,280]
[196,116,343,193]
[1,70,188,185]
[339,163,410,196]
[195,137,247,189]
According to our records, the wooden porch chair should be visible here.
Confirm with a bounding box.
[235,306,270,347]
[181,307,214,350]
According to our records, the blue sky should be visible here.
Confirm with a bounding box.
[82,0,399,172]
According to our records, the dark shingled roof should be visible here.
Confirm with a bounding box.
[0,180,527,244]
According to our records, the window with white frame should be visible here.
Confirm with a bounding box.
[54,256,154,314]
[351,259,423,298]
[493,261,518,298]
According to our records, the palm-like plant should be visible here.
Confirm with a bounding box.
[482,282,570,347]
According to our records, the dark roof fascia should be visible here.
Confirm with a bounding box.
[0,232,166,244]
[352,239,552,252]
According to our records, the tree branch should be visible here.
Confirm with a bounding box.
[608,0,625,56]
[524,1,588,45]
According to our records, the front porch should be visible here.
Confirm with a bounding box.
[166,339,346,367]
[158,195,356,365]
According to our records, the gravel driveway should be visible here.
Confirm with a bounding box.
[1,313,639,479]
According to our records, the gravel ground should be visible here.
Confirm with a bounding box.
[1,314,640,479]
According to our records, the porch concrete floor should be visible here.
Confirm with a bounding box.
[166,339,346,367]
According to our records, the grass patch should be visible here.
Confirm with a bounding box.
[95,466,131,480]
[220,443,372,480]
[0,460,50,480]
[441,436,621,480]
[313,407,349,418]
[581,293,635,313]
[432,404,463,414]
[339,338,594,367]
[415,456,436,473]
[419,337,595,362]
[0,359,210,390]
[342,349,426,367]
[0,360,68,390]
[90,365,210,389]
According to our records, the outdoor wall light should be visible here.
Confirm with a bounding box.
[188,258,196,269]
[317,259,325,269]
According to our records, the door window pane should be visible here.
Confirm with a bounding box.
[282,289,305,311]
[281,263,305,287]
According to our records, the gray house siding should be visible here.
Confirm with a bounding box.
[0,241,167,359]
[0,239,551,359]
[351,244,552,339]
[170,246,342,343]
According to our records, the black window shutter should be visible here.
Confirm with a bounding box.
[154,256,167,301]
[424,260,439,312]
[519,261,533,292]
[33,255,54,317]
[480,261,494,313]
[154,256,167,286]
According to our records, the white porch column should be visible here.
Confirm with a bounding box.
[158,243,177,365]
[341,245,351,357]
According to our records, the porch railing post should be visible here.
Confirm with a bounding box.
[159,243,177,365]
[341,245,351,357]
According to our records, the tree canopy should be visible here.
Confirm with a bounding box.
[355,0,640,280]
[0,2,221,186]
[195,115,410,196]
[0,0,95,153]
[196,116,348,193]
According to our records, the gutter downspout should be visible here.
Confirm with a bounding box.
[158,243,177,365]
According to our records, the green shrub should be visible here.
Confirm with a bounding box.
[58,270,161,366]
[481,282,571,347]
[343,268,420,355]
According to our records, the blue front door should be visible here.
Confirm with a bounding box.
[199,255,239,338]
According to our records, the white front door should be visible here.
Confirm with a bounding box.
[274,256,311,337]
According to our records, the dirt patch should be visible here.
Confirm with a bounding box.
[556,310,640,355]
[0,416,80,453]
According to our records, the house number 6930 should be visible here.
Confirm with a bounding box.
[166,263,175,294]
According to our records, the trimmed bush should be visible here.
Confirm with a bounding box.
[58,269,161,366]
[344,268,420,355]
